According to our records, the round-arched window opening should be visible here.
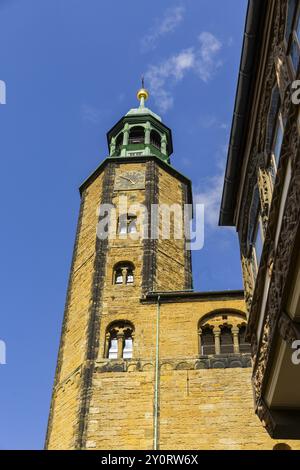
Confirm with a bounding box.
[105,321,134,359]
[113,262,135,285]
[200,326,215,355]
[129,126,144,144]
[150,130,161,150]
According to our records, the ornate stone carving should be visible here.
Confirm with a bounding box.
[274,43,291,102]
[256,398,275,437]
[278,311,300,346]
[241,255,254,314]
[257,162,273,234]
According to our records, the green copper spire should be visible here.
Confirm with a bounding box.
[106,81,173,163]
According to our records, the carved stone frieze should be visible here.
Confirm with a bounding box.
[94,354,252,373]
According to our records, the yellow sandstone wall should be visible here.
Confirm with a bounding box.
[156,166,186,291]
[46,172,104,449]
[85,297,300,450]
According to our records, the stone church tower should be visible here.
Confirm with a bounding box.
[45,86,300,450]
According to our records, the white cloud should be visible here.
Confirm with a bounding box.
[145,32,223,112]
[193,145,228,230]
[196,32,222,82]
[194,173,224,229]
[141,6,185,52]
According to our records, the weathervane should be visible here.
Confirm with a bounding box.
[137,75,149,107]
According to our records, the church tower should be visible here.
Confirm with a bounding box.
[45,85,193,449]
[46,86,297,450]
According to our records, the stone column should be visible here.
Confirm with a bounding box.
[144,122,151,156]
[145,122,151,145]
[104,332,110,358]
[110,137,116,156]
[123,123,129,146]
[122,124,129,156]
[161,134,167,155]
[122,267,127,284]
[213,327,221,355]
[117,332,124,359]
[198,331,202,356]
[232,327,240,354]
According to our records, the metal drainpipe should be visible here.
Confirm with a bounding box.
[153,295,160,450]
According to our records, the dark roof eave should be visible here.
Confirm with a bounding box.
[219,0,267,226]
[141,289,244,303]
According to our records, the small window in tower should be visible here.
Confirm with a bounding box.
[128,215,137,234]
[108,337,118,359]
[126,268,134,284]
[105,321,134,360]
[150,130,161,150]
[115,268,123,284]
[129,126,144,144]
[123,336,133,359]
[118,214,137,235]
[113,262,135,286]
[118,215,128,235]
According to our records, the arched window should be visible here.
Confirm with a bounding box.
[200,326,215,355]
[115,133,123,155]
[105,321,134,359]
[118,214,137,235]
[198,310,251,358]
[220,326,234,354]
[150,130,161,150]
[113,262,135,285]
[129,126,144,144]
[238,325,251,353]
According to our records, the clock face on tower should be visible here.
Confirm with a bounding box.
[114,170,145,190]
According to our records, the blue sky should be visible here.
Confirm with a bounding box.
[0,0,247,449]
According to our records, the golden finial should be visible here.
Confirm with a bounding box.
[137,75,149,105]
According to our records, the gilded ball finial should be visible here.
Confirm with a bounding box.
[137,75,149,102]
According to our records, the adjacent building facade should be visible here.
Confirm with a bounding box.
[220,0,300,438]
